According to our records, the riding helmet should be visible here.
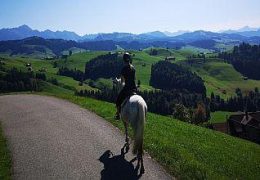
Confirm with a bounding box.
[123,52,131,62]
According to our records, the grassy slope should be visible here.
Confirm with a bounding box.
[1,55,96,91]
[0,123,11,180]
[180,58,260,99]
[143,47,192,62]
[131,51,161,90]
[57,51,107,71]
[39,82,260,179]
[209,111,233,123]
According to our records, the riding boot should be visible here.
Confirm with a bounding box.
[114,106,120,120]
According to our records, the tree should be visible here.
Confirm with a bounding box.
[172,103,192,123]
[193,102,207,124]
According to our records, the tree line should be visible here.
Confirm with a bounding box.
[0,65,45,93]
[219,42,260,80]
[57,67,84,82]
[75,87,211,124]
[210,88,260,112]
[76,85,260,124]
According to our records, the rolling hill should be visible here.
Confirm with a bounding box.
[179,58,260,99]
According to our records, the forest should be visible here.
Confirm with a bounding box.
[219,43,260,80]
[150,61,206,95]
[85,53,124,80]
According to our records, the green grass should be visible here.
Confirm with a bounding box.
[0,122,11,180]
[131,51,161,89]
[58,51,107,71]
[180,58,260,99]
[39,82,260,179]
[142,47,192,61]
[209,111,233,123]
[181,45,214,54]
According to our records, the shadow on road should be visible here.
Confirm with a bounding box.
[99,143,143,180]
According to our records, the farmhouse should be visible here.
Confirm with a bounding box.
[228,112,260,144]
[165,56,175,61]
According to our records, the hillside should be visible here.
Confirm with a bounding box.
[0,37,118,57]
[3,46,260,100]
[179,58,260,99]
[39,82,260,179]
[0,54,96,92]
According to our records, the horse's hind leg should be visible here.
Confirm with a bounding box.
[123,120,130,152]
[123,121,129,143]
[138,140,145,174]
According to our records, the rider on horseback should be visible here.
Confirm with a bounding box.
[115,52,137,120]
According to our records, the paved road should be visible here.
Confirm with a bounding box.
[0,95,172,180]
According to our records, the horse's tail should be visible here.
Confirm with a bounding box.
[133,100,147,155]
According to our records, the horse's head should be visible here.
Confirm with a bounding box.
[113,77,124,91]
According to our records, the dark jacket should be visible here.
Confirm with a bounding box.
[121,64,137,90]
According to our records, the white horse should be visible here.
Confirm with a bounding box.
[113,77,147,174]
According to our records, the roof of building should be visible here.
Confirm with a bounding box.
[229,111,260,129]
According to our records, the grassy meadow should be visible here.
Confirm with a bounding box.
[209,111,233,123]
[179,58,260,99]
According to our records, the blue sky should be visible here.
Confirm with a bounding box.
[0,0,260,35]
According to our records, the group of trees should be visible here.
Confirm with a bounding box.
[76,85,260,124]
[58,67,84,82]
[75,87,211,124]
[219,43,260,80]
[150,61,206,95]
[57,53,126,82]
[0,66,45,92]
[210,88,260,112]
[85,53,124,80]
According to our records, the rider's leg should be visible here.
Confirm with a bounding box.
[115,89,125,119]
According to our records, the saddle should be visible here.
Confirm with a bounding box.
[121,91,137,108]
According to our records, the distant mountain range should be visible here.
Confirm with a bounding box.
[0,25,81,41]
[1,25,260,43]
[1,25,260,57]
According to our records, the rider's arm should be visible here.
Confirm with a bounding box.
[121,75,125,86]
